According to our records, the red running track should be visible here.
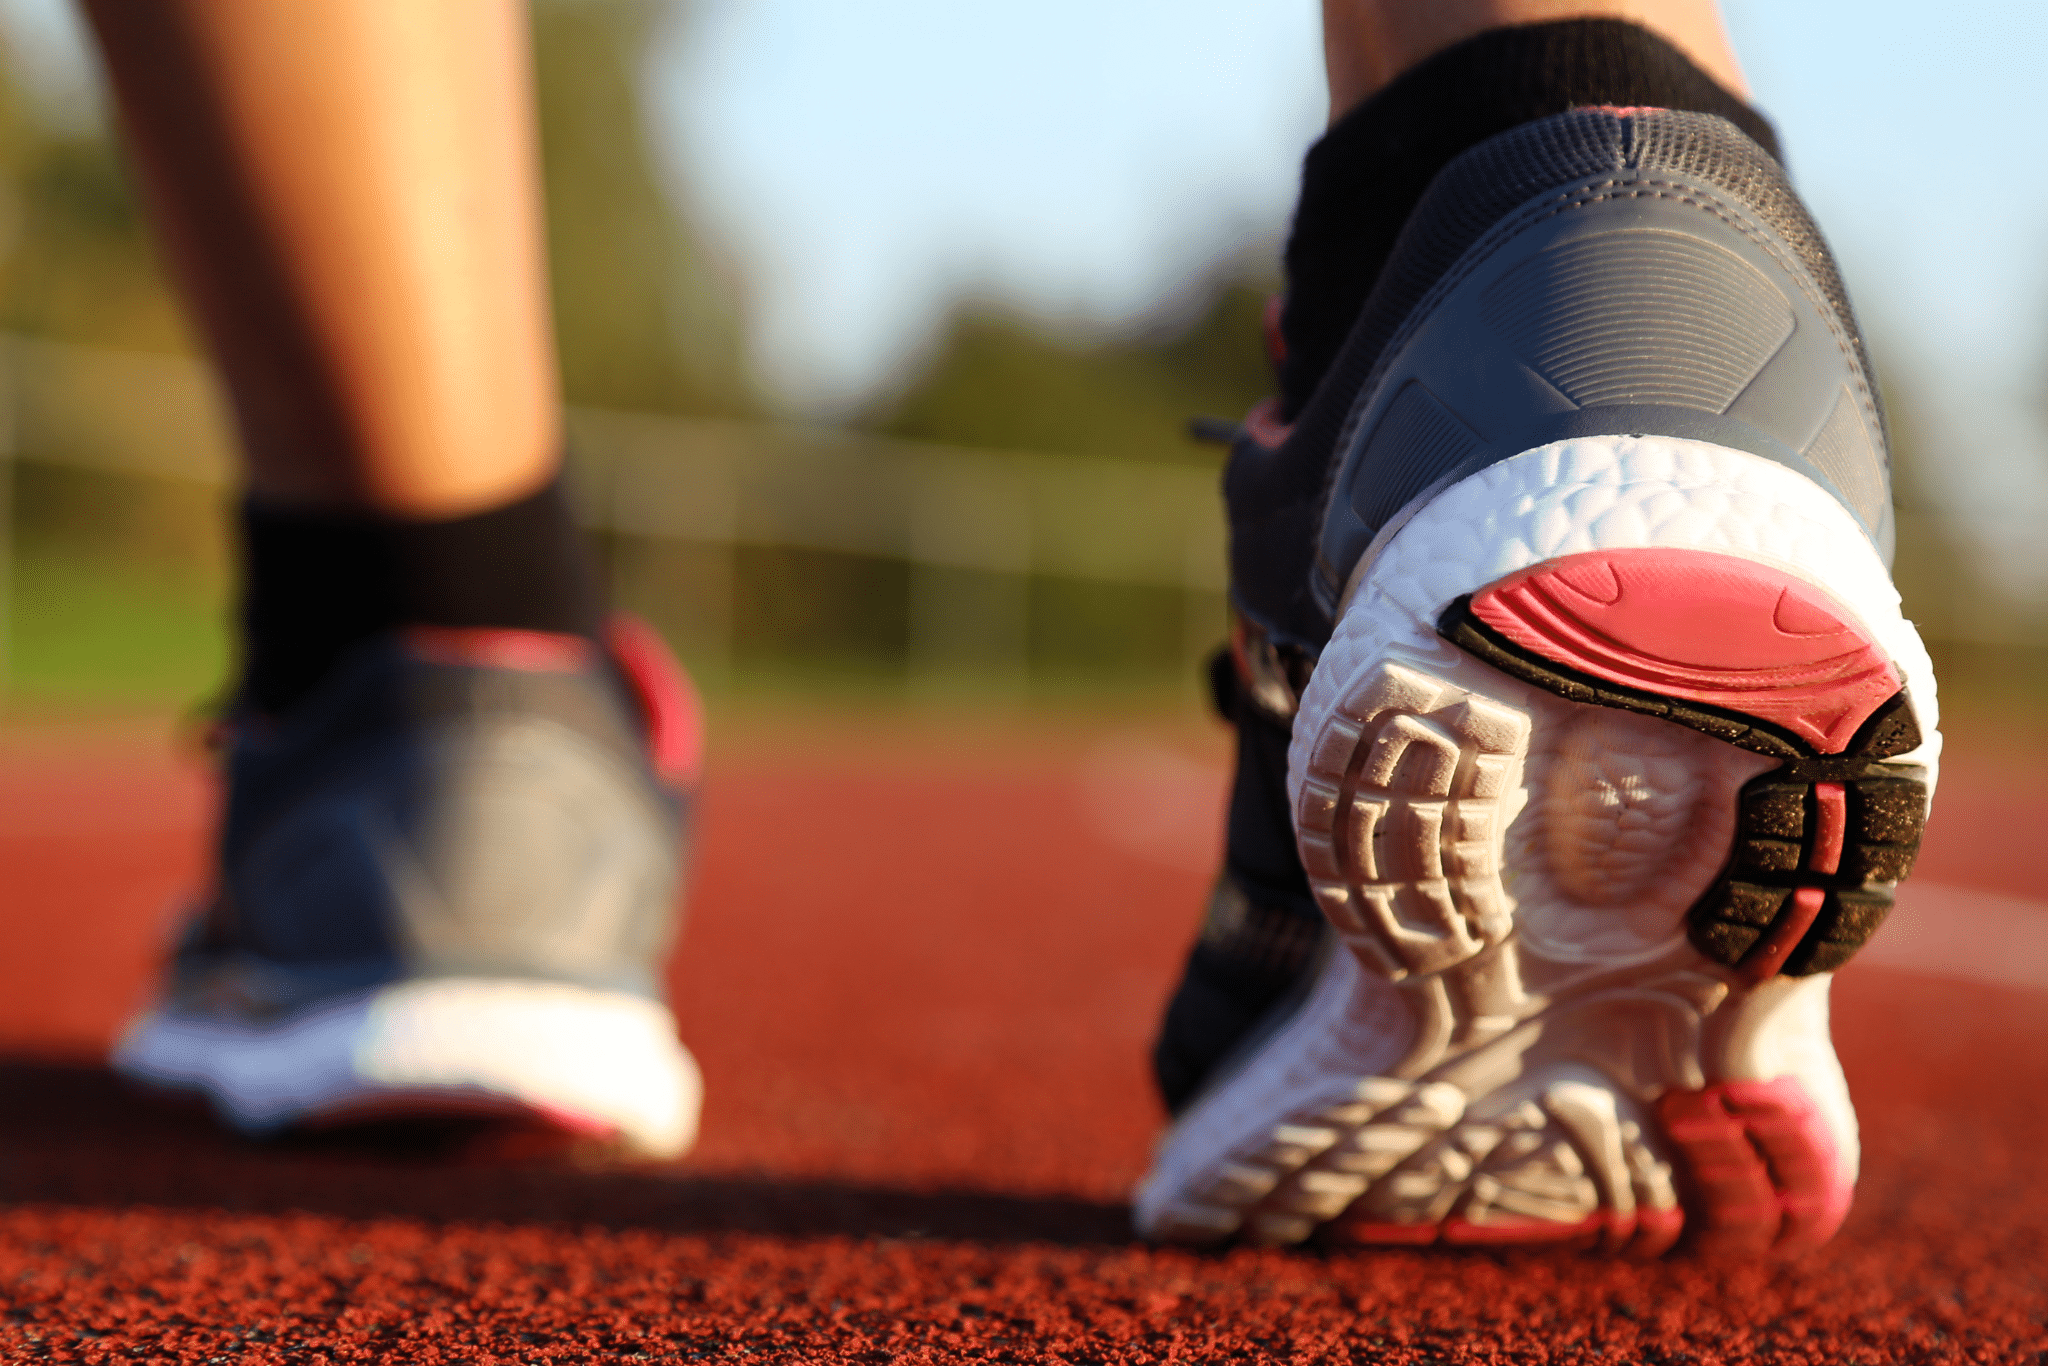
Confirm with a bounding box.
[1,713,2045,1364]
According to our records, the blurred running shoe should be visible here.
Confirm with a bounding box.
[113,614,703,1158]
[1140,107,1937,1254]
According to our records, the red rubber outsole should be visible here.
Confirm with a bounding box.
[1469,548,1903,755]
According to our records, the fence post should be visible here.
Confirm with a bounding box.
[906,463,1031,698]
[0,337,13,704]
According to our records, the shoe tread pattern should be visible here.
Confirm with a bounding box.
[1293,663,1527,981]
[1436,582,1928,980]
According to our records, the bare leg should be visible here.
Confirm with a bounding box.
[79,0,558,517]
[90,0,705,1159]
[1321,0,1747,119]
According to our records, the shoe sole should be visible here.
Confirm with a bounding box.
[112,978,701,1159]
[1135,435,1937,1254]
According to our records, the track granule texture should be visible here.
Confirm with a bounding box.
[2,717,2045,1363]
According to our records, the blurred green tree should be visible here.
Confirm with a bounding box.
[0,1,765,699]
[533,0,756,418]
[0,49,184,351]
[1883,371,2048,720]
[0,1,756,406]
[863,274,1275,464]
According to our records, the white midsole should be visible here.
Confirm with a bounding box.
[112,977,701,1159]
[1305,435,1939,803]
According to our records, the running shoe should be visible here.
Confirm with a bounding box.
[1138,107,1936,1254]
[113,614,704,1158]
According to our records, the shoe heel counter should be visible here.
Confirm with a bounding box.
[220,646,685,1006]
[383,706,682,998]
[1316,108,1894,612]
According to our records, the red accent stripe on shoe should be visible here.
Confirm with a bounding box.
[1741,887,1826,982]
[606,613,705,789]
[1338,1203,1685,1254]
[1808,782,1847,875]
[1440,1211,1611,1245]
[1331,1220,1439,1245]
[403,626,594,674]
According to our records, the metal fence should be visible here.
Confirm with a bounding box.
[0,336,1229,693]
[3,334,2039,700]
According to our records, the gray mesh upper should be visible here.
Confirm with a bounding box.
[172,636,685,1016]
[1227,108,1892,647]
[1313,108,1889,612]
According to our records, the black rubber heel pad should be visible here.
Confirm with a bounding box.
[1686,765,1929,977]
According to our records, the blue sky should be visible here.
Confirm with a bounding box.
[657,0,1324,408]
[6,0,2046,588]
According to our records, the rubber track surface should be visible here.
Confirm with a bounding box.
[1,719,2045,1364]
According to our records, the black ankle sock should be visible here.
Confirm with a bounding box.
[1277,18,1779,417]
[237,476,603,714]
